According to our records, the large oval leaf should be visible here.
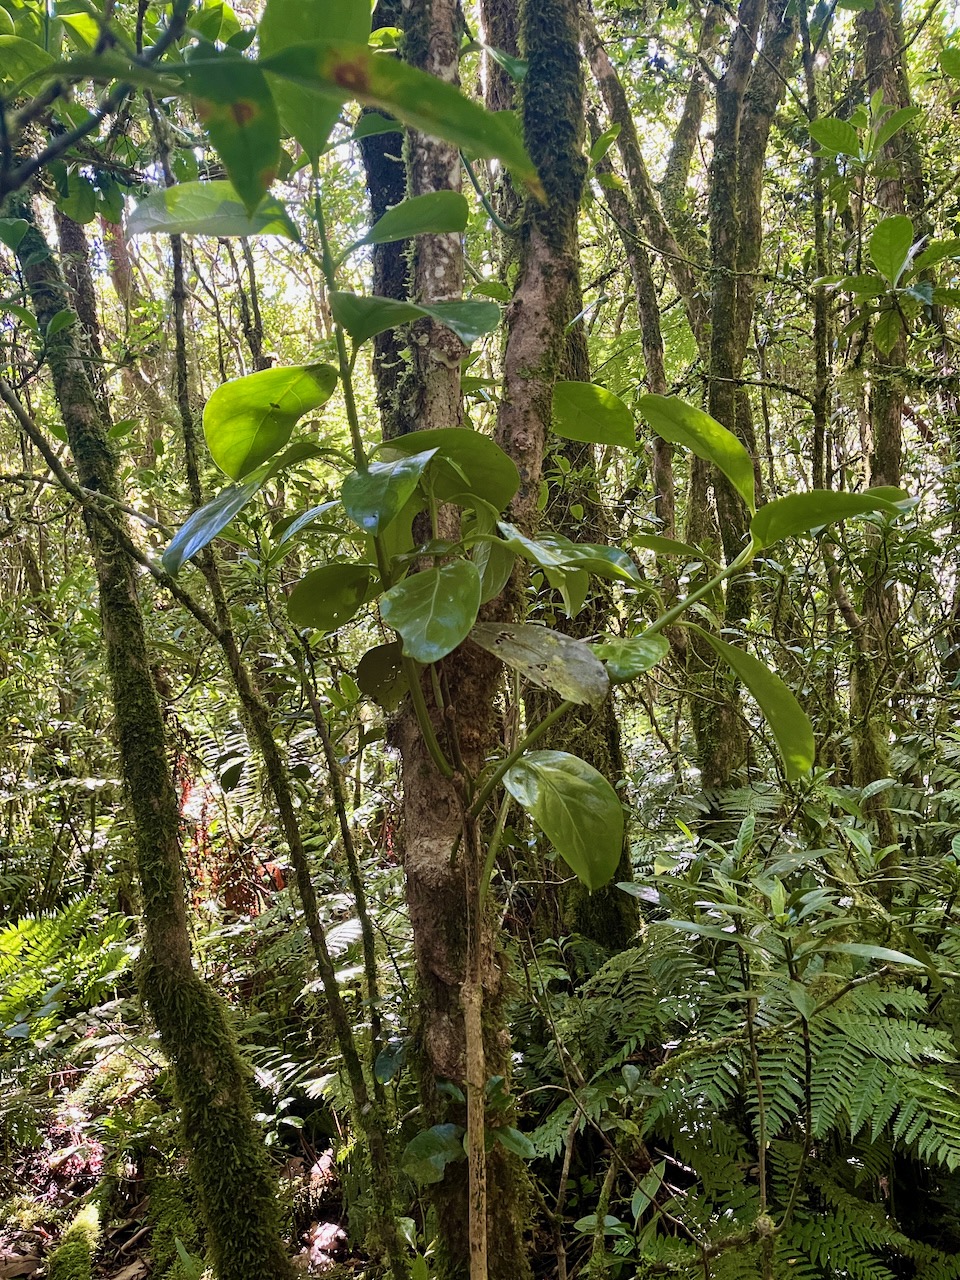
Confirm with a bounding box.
[204,363,338,480]
[552,381,636,448]
[869,214,915,287]
[287,563,372,631]
[341,449,436,536]
[808,117,860,158]
[638,395,756,514]
[691,626,814,781]
[127,182,297,239]
[162,478,262,575]
[591,635,670,683]
[503,750,623,891]
[750,489,902,549]
[260,40,543,196]
[377,428,519,513]
[471,623,610,706]
[381,560,481,663]
[259,0,370,159]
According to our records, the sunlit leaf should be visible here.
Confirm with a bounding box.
[869,214,915,286]
[637,395,756,513]
[362,191,469,245]
[204,363,338,479]
[552,381,636,448]
[127,182,297,239]
[503,750,623,891]
[808,117,860,158]
[591,634,670,683]
[377,428,519,512]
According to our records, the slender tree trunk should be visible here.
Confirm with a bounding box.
[11,200,294,1280]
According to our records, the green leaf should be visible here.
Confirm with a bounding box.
[632,533,703,558]
[591,634,670,683]
[183,55,281,213]
[0,35,53,86]
[356,641,408,711]
[470,623,610,707]
[57,172,96,224]
[161,479,262,575]
[381,561,482,663]
[352,111,402,141]
[496,1126,537,1160]
[941,47,960,78]
[341,449,436,536]
[203,362,338,480]
[259,0,371,159]
[503,750,623,891]
[127,182,297,239]
[873,106,921,152]
[637,395,756,513]
[533,534,641,584]
[808,117,861,157]
[260,40,544,197]
[0,218,28,250]
[287,563,373,631]
[869,214,915,286]
[362,191,469,245]
[552,381,636,448]
[750,489,902,547]
[375,427,519,512]
[401,1124,465,1185]
[330,291,500,346]
[590,122,621,163]
[913,238,960,273]
[822,942,924,969]
[45,308,76,337]
[872,307,902,354]
[690,626,814,781]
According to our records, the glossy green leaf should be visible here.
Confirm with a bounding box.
[503,750,623,891]
[377,428,519,512]
[691,626,814,781]
[637,395,756,513]
[357,641,408,711]
[821,942,924,968]
[591,634,670,683]
[330,291,500,347]
[869,214,915,286]
[401,1124,465,1186]
[535,534,641,584]
[471,622,610,707]
[260,40,544,196]
[381,560,482,663]
[363,191,469,245]
[204,362,338,480]
[552,381,636,448]
[276,501,339,546]
[127,182,297,239]
[808,117,860,157]
[287,563,373,631]
[183,56,281,213]
[161,479,262,575]
[341,449,437,536]
[750,489,902,548]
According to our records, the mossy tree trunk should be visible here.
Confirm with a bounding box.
[12,199,294,1280]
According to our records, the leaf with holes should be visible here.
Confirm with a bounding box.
[503,750,623,891]
[204,363,337,480]
[381,561,481,663]
[471,623,609,706]
[287,564,373,631]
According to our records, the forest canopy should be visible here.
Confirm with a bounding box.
[3,0,960,1278]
